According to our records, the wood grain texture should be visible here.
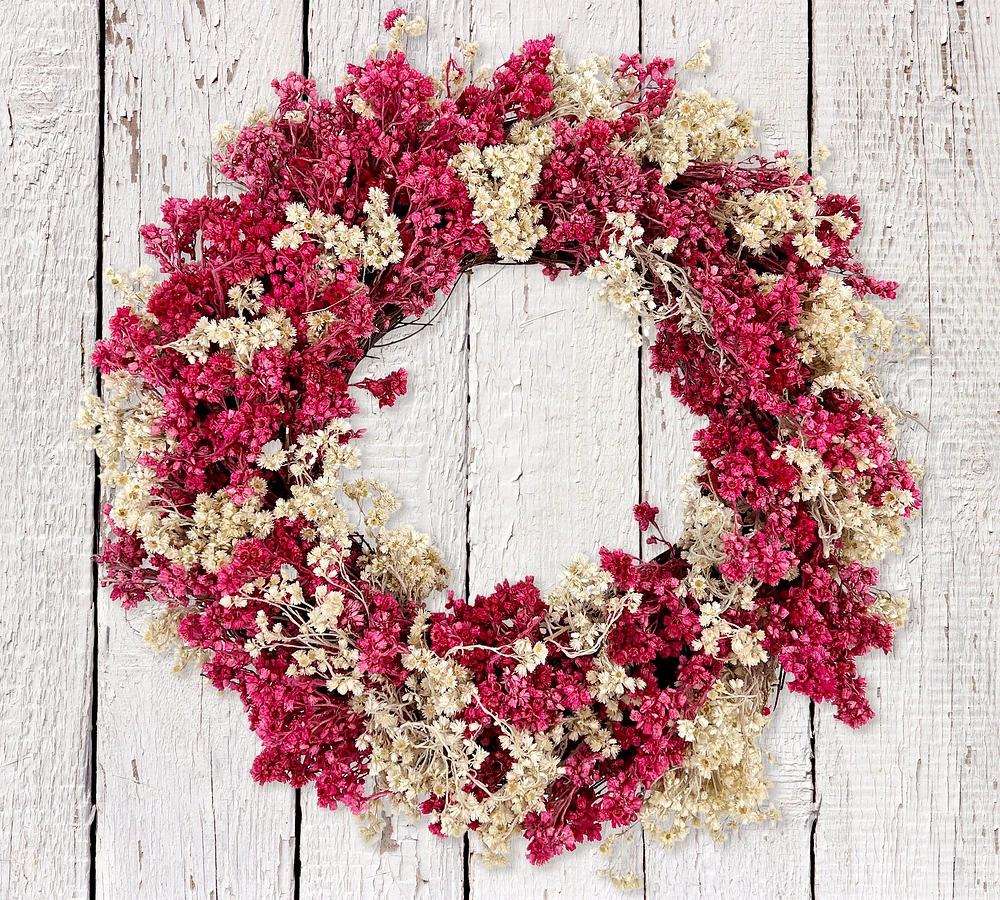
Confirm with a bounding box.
[639,4,815,897]
[5,0,1000,895]
[464,3,643,896]
[812,0,999,895]
[299,4,470,898]
[0,3,98,898]
[97,3,302,898]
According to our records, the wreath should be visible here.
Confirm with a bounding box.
[78,11,920,873]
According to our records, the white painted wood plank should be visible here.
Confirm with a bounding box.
[639,4,815,897]
[811,2,930,893]
[299,3,470,898]
[98,3,301,898]
[812,0,999,895]
[465,3,643,896]
[0,3,98,897]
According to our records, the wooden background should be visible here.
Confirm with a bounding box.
[1,0,996,896]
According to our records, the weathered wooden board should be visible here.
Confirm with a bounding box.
[813,0,1000,895]
[97,3,301,898]
[299,4,470,898]
[0,3,98,898]
[464,3,643,896]
[639,4,815,898]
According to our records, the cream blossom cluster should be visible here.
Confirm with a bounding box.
[275,188,404,271]
[212,105,274,151]
[76,372,170,481]
[584,211,710,343]
[543,49,633,121]
[144,605,212,672]
[719,171,853,266]
[673,463,769,665]
[359,525,450,603]
[794,273,894,412]
[584,213,661,342]
[542,555,638,657]
[385,8,427,53]
[450,122,555,261]
[171,309,296,371]
[642,668,777,845]
[631,87,757,185]
[105,265,155,311]
[362,666,567,863]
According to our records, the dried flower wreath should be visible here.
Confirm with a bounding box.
[77,10,921,875]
